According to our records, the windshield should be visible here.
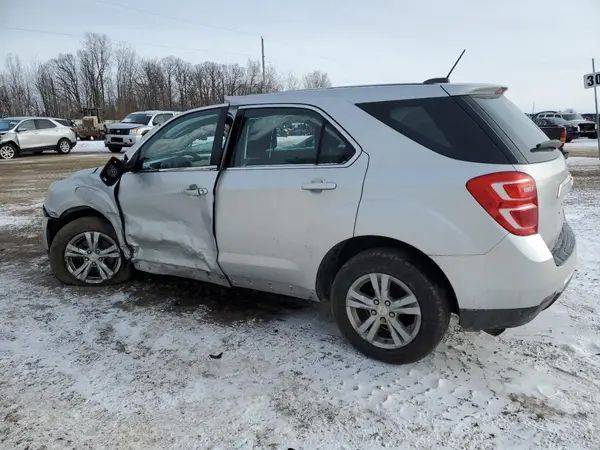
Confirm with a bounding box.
[561,113,583,121]
[122,113,152,124]
[471,94,559,163]
[548,117,569,126]
[0,119,18,131]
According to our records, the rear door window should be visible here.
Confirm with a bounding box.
[357,97,509,164]
[34,119,56,129]
[470,95,560,163]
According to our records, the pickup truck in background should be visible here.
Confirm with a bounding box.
[535,110,598,139]
[532,117,569,158]
[534,117,579,142]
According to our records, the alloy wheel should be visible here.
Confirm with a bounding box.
[0,145,15,160]
[346,273,422,349]
[64,231,122,284]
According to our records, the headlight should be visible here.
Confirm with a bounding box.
[129,128,142,135]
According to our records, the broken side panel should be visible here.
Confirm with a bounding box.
[118,169,229,286]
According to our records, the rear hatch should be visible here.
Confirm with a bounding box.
[465,90,570,249]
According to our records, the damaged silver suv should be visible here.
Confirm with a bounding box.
[42,83,576,364]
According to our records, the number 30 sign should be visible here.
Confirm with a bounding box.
[584,72,600,89]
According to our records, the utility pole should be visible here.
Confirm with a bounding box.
[261,37,265,92]
[532,101,535,114]
[592,58,600,159]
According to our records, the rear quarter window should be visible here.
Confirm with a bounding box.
[469,95,560,164]
[356,96,510,164]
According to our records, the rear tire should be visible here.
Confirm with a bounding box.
[0,143,17,160]
[331,248,451,364]
[49,216,132,286]
[108,145,122,153]
[56,138,72,154]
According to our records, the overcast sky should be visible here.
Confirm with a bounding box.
[1,0,599,112]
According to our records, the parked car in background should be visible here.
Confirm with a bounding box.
[536,110,598,139]
[53,118,79,140]
[42,82,576,364]
[104,110,177,153]
[0,117,76,160]
[532,119,569,158]
[535,116,579,142]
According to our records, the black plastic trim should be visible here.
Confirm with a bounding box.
[461,293,558,331]
[551,221,576,267]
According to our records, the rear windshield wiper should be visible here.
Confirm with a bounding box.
[530,139,561,152]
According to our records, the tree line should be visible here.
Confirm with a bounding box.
[0,32,332,120]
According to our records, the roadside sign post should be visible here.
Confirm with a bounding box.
[584,58,600,159]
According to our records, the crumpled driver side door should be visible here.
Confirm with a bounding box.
[117,104,230,285]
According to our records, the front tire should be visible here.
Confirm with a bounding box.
[0,143,17,160]
[108,145,122,153]
[49,216,132,286]
[331,248,451,364]
[56,138,72,154]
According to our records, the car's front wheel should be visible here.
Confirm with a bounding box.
[56,138,72,154]
[49,216,132,286]
[331,248,451,364]
[0,143,17,160]
[108,145,122,153]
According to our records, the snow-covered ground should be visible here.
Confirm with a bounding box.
[0,157,599,449]
[72,140,109,153]
[565,138,599,151]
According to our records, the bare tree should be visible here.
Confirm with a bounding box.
[0,35,333,119]
[114,44,138,116]
[32,60,60,116]
[53,53,82,115]
[302,70,332,89]
[3,54,35,115]
[78,33,112,109]
[284,72,301,91]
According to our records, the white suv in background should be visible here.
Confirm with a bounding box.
[42,82,576,364]
[0,117,76,160]
[104,110,177,153]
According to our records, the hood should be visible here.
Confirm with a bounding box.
[568,119,595,125]
[66,167,101,180]
[107,122,146,130]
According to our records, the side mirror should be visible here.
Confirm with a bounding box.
[16,127,26,133]
[141,129,150,136]
[99,156,127,187]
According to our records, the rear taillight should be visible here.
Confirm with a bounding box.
[560,127,566,143]
[466,172,538,236]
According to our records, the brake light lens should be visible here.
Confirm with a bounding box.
[560,127,566,143]
[466,172,538,236]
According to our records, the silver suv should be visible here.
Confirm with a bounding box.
[0,117,77,160]
[104,110,178,153]
[42,83,577,364]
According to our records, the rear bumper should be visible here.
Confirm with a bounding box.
[433,221,577,330]
[460,271,573,330]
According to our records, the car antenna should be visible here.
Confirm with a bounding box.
[423,49,466,84]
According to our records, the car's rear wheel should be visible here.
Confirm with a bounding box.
[331,248,451,364]
[49,216,132,286]
[0,143,17,160]
[56,138,72,154]
[108,145,122,153]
